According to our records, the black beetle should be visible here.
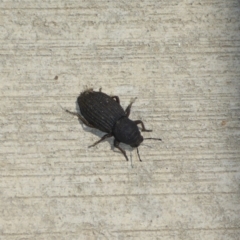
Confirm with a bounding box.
[66,88,161,161]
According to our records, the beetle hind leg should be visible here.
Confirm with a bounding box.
[88,133,113,148]
[114,139,129,161]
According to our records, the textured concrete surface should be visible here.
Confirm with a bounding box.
[0,0,240,239]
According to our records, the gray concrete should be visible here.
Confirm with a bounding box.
[0,0,240,239]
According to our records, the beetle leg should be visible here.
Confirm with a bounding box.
[134,120,152,132]
[88,133,113,148]
[111,96,120,104]
[65,110,95,128]
[114,139,129,161]
[125,97,137,117]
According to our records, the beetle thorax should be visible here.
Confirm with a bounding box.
[113,117,143,147]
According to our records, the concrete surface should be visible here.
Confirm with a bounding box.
[0,0,240,239]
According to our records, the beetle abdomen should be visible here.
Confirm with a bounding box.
[78,89,125,133]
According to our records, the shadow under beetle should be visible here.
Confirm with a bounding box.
[66,88,161,161]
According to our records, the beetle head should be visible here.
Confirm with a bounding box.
[130,135,143,148]
[113,117,161,162]
[113,117,143,147]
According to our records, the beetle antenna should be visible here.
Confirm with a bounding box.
[144,138,162,141]
[136,148,142,162]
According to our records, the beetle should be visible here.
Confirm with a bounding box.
[66,88,161,161]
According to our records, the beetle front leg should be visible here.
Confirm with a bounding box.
[111,96,120,104]
[65,110,95,128]
[88,133,113,148]
[125,97,137,117]
[134,120,152,132]
[114,139,129,161]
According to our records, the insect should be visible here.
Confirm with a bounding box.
[66,88,161,161]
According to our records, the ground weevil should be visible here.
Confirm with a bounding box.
[66,88,161,161]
